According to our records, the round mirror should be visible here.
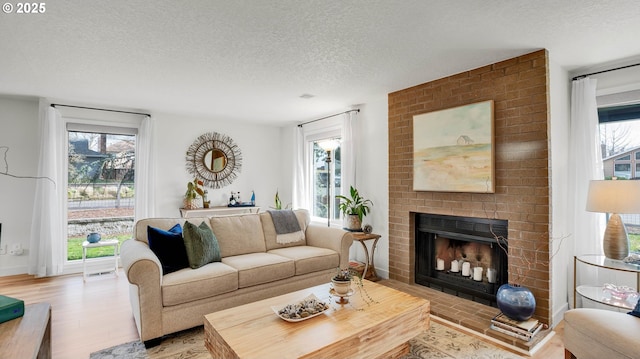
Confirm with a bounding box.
[204,149,227,173]
[186,132,242,189]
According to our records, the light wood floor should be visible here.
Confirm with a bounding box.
[0,271,567,359]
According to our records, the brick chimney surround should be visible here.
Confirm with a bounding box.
[387,49,551,325]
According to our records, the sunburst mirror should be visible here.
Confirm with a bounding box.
[185,132,242,189]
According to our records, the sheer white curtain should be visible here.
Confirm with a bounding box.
[134,116,155,220]
[29,102,65,277]
[341,110,358,193]
[569,78,604,255]
[292,126,308,210]
[568,77,605,307]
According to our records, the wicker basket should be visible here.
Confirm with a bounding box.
[183,197,200,210]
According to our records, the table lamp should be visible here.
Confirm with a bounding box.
[586,179,640,260]
[318,140,339,227]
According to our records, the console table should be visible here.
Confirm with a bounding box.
[180,206,261,218]
[0,302,51,359]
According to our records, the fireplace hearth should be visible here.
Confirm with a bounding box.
[415,213,508,306]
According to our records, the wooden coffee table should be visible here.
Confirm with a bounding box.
[0,302,51,359]
[204,280,430,359]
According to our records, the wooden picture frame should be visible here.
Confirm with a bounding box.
[413,100,495,193]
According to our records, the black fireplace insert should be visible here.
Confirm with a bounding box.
[415,213,508,306]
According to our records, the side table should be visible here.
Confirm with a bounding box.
[0,302,51,359]
[82,239,120,282]
[352,233,382,281]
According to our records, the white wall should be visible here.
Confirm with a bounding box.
[0,96,39,275]
[151,112,284,217]
[351,96,389,278]
[548,58,571,326]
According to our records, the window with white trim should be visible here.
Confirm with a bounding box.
[66,125,137,262]
[305,128,342,225]
[598,103,640,253]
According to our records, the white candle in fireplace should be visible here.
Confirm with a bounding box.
[487,268,497,283]
[473,267,483,281]
[436,258,444,271]
[461,261,471,276]
[451,260,459,272]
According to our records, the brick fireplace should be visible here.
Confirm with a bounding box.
[388,49,551,324]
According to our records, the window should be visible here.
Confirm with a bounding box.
[598,103,640,253]
[66,126,137,261]
[311,139,341,222]
[300,119,344,225]
[614,163,631,179]
[298,112,356,226]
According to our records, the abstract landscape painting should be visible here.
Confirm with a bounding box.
[413,100,494,193]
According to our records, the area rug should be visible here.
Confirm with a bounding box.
[90,321,523,359]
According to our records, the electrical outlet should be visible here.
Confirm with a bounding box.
[0,244,5,255]
[9,243,23,256]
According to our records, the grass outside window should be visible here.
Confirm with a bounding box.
[68,234,130,261]
[631,233,640,254]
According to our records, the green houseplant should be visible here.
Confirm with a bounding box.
[183,178,204,209]
[336,186,373,231]
[330,267,377,305]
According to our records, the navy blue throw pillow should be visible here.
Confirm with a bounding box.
[147,224,190,275]
[628,296,640,318]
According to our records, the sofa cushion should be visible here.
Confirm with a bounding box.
[183,221,221,269]
[222,253,294,288]
[210,214,266,257]
[135,217,210,244]
[268,246,339,275]
[161,262,238,306]
[147,224,190,274]
[261,209,310,250]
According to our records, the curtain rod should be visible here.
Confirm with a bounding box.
[572,62,640,81]
[50,103,150,117]
[297,109,359,127]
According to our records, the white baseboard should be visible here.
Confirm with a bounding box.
[553,302,569,327]
[0,265,29,277]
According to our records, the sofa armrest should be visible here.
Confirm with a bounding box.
[305,224,354,269]
[563,308,640,359]
[120,239,164,342]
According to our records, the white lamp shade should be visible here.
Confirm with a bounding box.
[318,139,339,152]
[586,180,640,214]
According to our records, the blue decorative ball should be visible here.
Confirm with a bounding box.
[496,283,536,321]
[87,232,101,243]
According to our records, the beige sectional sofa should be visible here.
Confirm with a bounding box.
[120,209,354,346]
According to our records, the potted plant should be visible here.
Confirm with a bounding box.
[336,186,373,231]
[183,178,204,209]
[330,267,377,305]
[331,268,353,297]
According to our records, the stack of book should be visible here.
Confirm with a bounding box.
[490,313,543,341]
[0,295,24,324]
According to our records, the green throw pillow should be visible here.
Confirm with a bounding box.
[182,221,221,269]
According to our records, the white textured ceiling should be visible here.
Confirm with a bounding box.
[1,1,640,125]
